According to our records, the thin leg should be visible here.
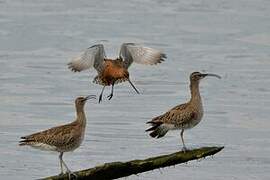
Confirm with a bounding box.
[99,86,106,103]
[180,129,187,151]
[61,160,71,173]
[60,153,77,179]
[59,152,64,175]
[127,79,140,94]
[107,82,114,100]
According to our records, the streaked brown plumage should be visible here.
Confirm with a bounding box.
[19,95,96,178]
[146,72,221,151]
[68,43,166,103]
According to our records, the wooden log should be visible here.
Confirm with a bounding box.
[42,146,224,180]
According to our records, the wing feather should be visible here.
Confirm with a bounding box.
[119,43,166,68]
[19,123,80,148]
[68,44,106,73]
[149,103,192,125]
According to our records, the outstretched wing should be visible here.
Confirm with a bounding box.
[68,44,106,73]
[119,43,166,69]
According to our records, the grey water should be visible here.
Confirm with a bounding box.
[0,0,270,179]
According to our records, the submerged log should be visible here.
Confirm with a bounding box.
[42,146,224,180]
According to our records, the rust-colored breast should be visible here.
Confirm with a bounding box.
[98,59,129,85]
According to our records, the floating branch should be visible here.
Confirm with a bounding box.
[42,146,224,180]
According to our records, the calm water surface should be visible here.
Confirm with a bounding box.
[0,0,270,179]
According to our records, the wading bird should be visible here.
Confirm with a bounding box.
[146,72,221,151]
[68,43,166,103]
[19,95,96,178]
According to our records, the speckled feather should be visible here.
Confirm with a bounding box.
[146,72,206,138]
[19,122,85,152]
[19,97,88,153]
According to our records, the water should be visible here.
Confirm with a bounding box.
[0,0,270,179]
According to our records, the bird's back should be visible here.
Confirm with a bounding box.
[146,102,203,138]
[151,103,187,123]
[19,121,85,152]
[151,101,203,129]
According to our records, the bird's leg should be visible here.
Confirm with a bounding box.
[180,129,187,152]
[127,79,140,94]
[107,82,115,100]
[59,152,64,175]
[99,86,106,103]
[60,153,77,179]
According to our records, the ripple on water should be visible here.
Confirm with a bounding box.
[1,0,270,180]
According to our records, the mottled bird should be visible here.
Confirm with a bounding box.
[146,72,221,151]
[19,95,96,178]
[68,43,166,103]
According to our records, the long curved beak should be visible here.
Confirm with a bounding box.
[85,95,96,101]
[201,73,221,79]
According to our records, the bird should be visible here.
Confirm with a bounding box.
[146,72,221,151]
[19,95,96,178]
[67,43,166,103]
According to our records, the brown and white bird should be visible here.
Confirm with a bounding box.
[146,72,221,151]
[19,95,96,178]
[68,43,166,103]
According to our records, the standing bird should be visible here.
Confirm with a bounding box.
[19,95,96,178]
[146,72,221,151]
[68,43,166,103]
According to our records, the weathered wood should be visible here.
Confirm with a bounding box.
[42,146,224,180]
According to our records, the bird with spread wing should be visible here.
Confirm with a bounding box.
[68,43,166,103]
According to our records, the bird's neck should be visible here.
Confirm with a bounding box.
[75,105,87,127]
[189,81,201,103]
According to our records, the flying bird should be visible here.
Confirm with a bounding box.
[68,43,166,103]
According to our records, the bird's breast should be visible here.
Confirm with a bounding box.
[103,64,128,78]
[184,108,204,129]
[97,61,129,85]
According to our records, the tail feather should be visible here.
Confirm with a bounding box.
[19,142,27,146]
[19,137,34,146]
[146,122,170,138]
[146,121,162,132]
[145,124,159,132]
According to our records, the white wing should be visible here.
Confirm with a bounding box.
[68,44,106,73]
[119,43,166,68]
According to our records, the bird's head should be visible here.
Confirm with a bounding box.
[75,95,96,107]
[190,71,221,82]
